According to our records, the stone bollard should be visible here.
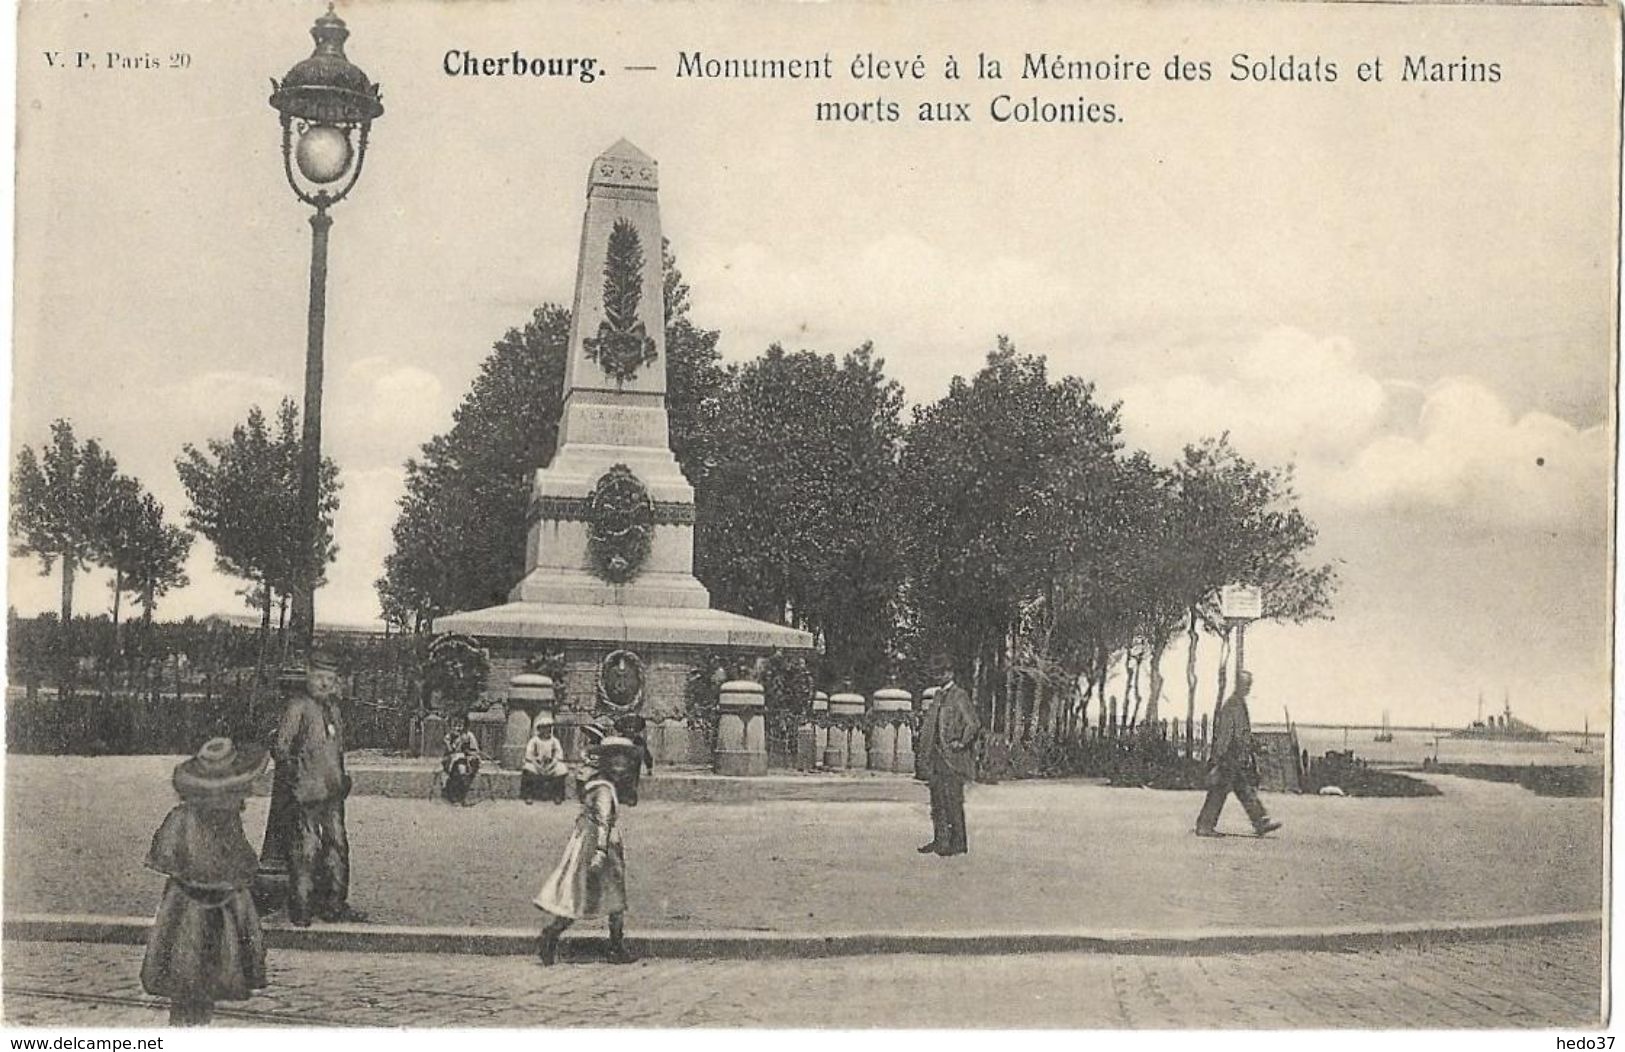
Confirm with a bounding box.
[503,673,555,769]
[871,688,912,772]
[502,707,532,769]
[846,716,869,769]
[812,691,829,767]
[896,719,916,775]
[715,680,768,777]
[826,692,865,770]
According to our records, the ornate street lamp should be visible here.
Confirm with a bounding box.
[255,5,381,915]
[270,5,383,651]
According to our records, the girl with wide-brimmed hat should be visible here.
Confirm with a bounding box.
[140,737,270,1026]
[533,726,642,965]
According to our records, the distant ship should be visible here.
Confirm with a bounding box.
[1449,691,1548,742]
[1373,710,1393,743]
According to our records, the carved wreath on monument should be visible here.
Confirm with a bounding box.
[586,464,654,583]
[596,649,646,716]
[583,218,659,385]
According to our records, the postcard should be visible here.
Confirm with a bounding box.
[5,0,1616,1037]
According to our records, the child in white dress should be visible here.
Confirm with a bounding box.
[534,730,642,964]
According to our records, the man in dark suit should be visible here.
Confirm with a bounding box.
[1195,671,1283,837]
[917,655,979,856]
[274,648,363,925]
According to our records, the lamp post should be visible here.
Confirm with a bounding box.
[254,6,382,914]
[270,5,383,652]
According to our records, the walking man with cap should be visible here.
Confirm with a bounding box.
[1195,670,1283,838]
[917,654,978,857]
[274,648,362,925]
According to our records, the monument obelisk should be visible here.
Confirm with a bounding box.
[435,140,812,761]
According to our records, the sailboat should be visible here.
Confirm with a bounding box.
[1574,715,1594,754]
[1374,710,1393,743]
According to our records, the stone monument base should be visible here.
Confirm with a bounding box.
[433,600,814,766]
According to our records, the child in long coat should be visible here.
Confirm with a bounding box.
[533,732,642,965]
[141,737,270,1026]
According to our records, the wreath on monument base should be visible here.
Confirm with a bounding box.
[424,633,491,717]
[596,649,646,716]
[586,464,654,583]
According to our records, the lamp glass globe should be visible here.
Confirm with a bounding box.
[294,124,354,184]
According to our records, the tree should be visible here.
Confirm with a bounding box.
[1021,451,1183,739]
[378,246,725,629]
[121,492,194,627]
[378,305,571,628]
[1171,435,1339,747]
[900,339,1122,730]
[10,420,124,659]
[94,473,147,647]
[690,343,905,686]
[98,482,192,660]
[177,400,338,665]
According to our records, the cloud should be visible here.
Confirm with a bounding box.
[1109,328,1608,537]
[326,357,450,469]
[318,465,408,626]
[687,233,1087,395]
[1322,377,1610,534]
[1114,327,1389,462]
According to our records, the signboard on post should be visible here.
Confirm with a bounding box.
[1219,584,1263,621]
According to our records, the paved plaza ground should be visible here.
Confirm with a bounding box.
[1,932,1604,1028]
[3,755,1604,934]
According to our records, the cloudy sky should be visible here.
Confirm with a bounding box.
[10,1,1616,731]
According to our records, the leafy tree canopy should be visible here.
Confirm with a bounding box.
[692,342,905,684]
[176,399,338,619]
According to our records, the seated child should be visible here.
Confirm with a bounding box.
[521,713,569,804]
[441,716,482,806]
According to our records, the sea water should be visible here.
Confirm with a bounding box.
[1257,726,1605,769]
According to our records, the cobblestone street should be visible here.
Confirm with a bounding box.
[1,932,1603,1028]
